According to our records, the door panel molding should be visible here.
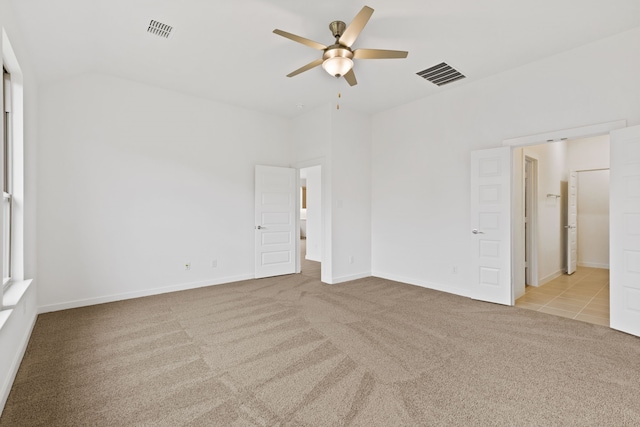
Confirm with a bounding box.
[255,165,296,279]
[471,146,512,305]
[610,125,640,337]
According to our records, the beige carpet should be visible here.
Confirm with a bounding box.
[2,270,640,426]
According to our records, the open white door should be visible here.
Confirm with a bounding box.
[566,171,578,274]
[255,165,296,279]
[610,125,640,337]
[470,146,512,305]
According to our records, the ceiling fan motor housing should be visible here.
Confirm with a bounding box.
[329,21,346,39]
[273,6,408,85]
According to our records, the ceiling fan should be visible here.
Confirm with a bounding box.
[273,6,408,86]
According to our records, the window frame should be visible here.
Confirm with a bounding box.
[2,67,12,291]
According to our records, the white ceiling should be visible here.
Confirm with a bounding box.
[8,0,640,118]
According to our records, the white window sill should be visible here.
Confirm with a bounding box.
[0,279,32,331]
[2,279,33,309]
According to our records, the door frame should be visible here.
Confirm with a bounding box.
[512,152,539,301]
[504,119,626,305]
[524,155,539,287]
[567,170,578,275]
[293,157,329,283]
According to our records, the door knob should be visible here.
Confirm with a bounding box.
[256,225,266,230]
[472,229,485,234]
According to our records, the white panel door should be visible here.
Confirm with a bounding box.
[610,125,640,337]
[255,165,296,279]
[470,146,512,305]
[567,171,578,274]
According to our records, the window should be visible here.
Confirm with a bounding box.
[2,68,11,289]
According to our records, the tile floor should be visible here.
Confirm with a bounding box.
[515,267,609,326]
[300,239,321,279]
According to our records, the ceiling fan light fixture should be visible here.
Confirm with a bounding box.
[322,46,354,77]
[274,6,407,86]
[322,56,353,77]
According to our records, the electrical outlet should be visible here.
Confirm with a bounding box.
[452,266,457,274]
[185,262,191,270]
[212,259,217,268]
[349,256,354,264]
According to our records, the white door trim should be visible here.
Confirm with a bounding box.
[503,120,626,147]
[292,157,329,283]
[506,122,625,297]
[524,155,539,286]
[567,171,578,275]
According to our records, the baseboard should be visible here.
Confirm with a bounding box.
[578,262,609,269]
[371,270,471,299]
[538,270,563,286]
[38,274,255,313]
[326,271,371,285]
[0,307,37,417]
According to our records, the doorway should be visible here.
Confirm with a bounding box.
[299,165,321,279]
[513,135,611,326]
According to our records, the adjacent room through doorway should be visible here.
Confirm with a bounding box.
[514,135,610,326]
[299,165,322,279]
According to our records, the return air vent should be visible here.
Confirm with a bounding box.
[417,62,465,86]
[147,20,173,38]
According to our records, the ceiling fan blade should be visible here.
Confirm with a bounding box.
[353,49,409,59]
[343,69,358,86]
[338,6,374,47]
[286,58,324,77]
[273,29,327,50]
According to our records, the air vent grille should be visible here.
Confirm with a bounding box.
[417,62,465,86]
[147,20,173,38]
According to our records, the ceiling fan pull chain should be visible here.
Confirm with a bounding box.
[336,75,342,110]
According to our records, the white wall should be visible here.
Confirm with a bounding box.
[303,165,322,262]
[37,73,293,311]
[330,108,372,282]
[567,135,610,171]
[524,141,567,284]
[292,104,332,281]
[0,0,39,415]
[293,104,332,165]
[577,170,609,268]
[566,134,611,269]
[372,27,640,298]
[291,105,372,283]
